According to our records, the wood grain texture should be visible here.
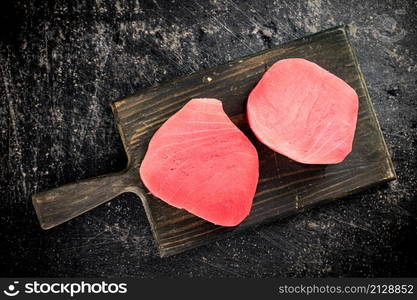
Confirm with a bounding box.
[109,26,396,257]
[32,167,139,229]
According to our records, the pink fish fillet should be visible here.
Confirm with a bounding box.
[247,58,359,164]
[139,98,259,226]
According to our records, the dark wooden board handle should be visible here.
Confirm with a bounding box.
[32,168,140,229]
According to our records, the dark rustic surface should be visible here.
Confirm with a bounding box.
[1,0,416,277]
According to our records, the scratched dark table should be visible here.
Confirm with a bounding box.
[1,0,416,277]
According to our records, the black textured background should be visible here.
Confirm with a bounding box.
[1,0,416,277]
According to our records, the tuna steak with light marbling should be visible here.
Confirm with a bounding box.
[140,98,259,226]
[247,58,359,164]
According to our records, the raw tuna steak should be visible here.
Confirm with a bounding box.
[247,58,358,164]
[139,98,259,226]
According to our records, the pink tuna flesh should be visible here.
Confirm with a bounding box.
[247,58,359,164]
[139,98,259,226]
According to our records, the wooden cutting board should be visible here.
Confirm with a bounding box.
[32,26,396,257]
